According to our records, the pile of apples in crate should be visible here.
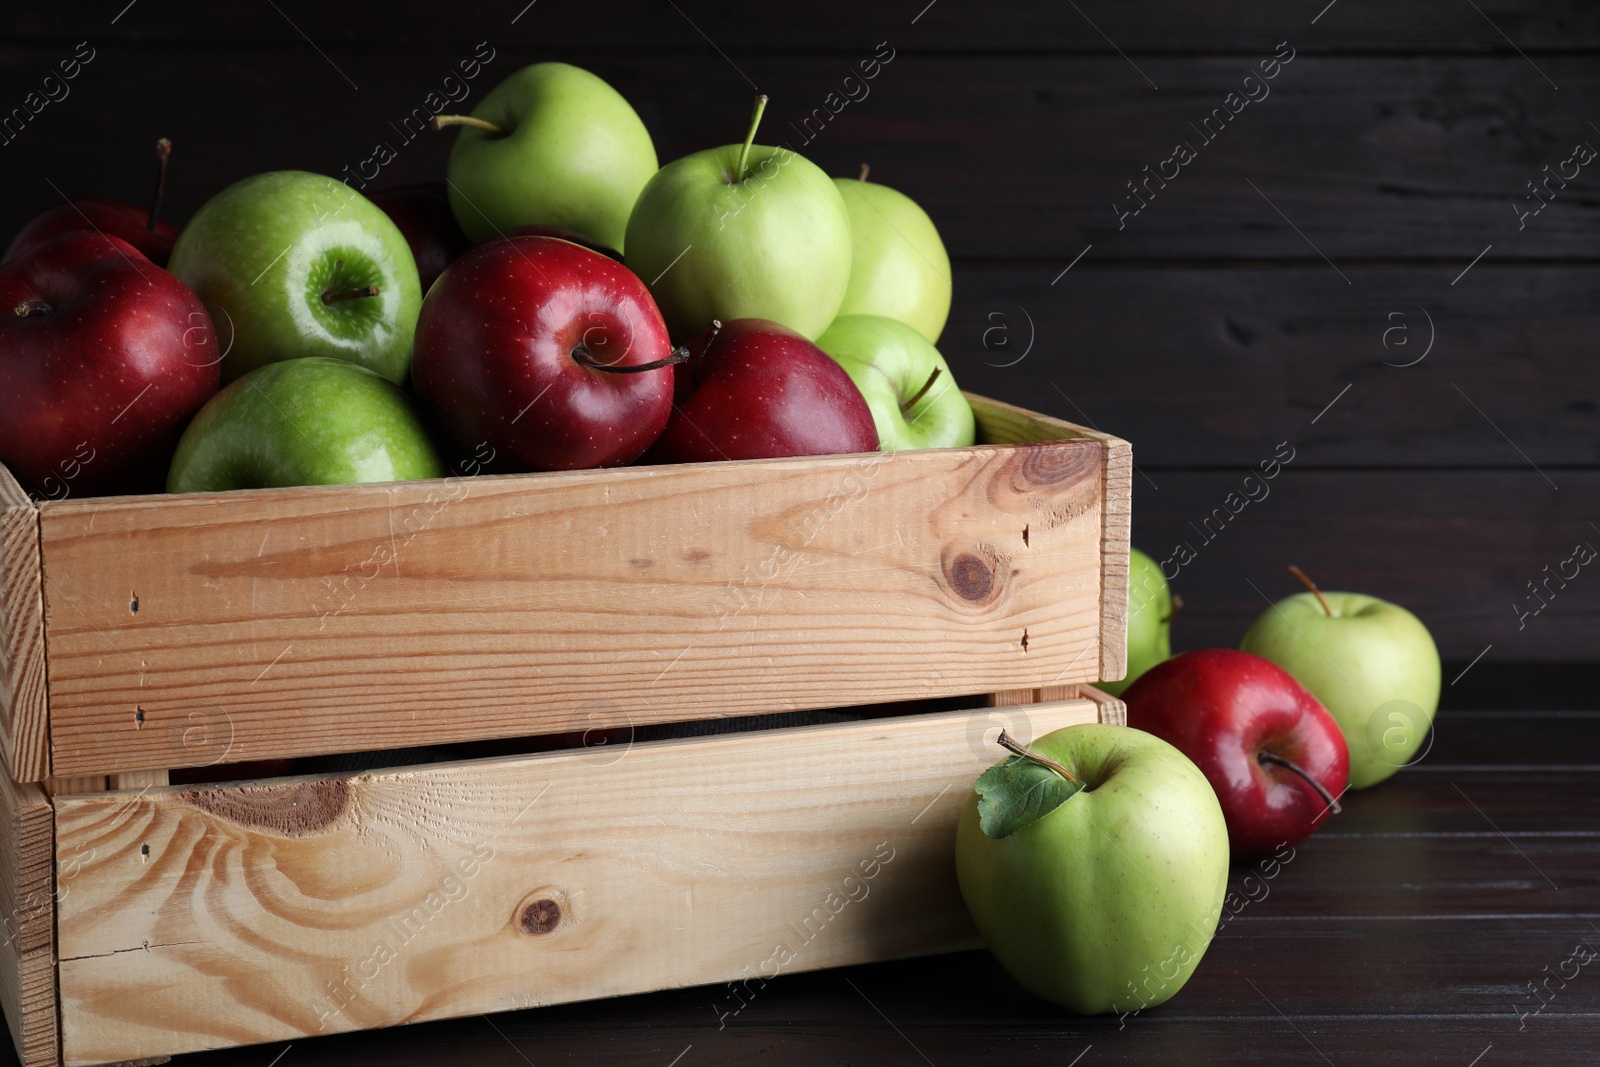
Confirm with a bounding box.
[0,59,1447,1023]
[0,62,971,501]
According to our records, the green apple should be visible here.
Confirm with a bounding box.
[833,172,951,343]
[956,724,1228,1014]
[625,96,852,340]
[438,62,658,251]
[1241,578,1440,790]
[169,171,421,385]
[1097,548,1176,696]
[815,314,973,450]
[167,357,443,492]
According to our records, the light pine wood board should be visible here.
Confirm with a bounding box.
[0,464,48,783]
[38,419,1115,778]
[54,697,1106,1065]
[967,395,1131,686]
[0,769,56,1067]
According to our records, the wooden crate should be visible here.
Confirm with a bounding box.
[0,394,1130,1065]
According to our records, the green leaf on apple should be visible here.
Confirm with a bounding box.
[974,752,1083,839]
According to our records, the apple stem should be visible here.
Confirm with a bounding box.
[147,138,171,233]
[431,114,506,136]
[1287,565,1334,617]
[734,95,769,183]
[322,285,380,305]
[997,729,1082,785]
[11,300,50,318]
[858,163,871,182]
[1160,593,1183,625]
[571,345,691,375]
[1257,750,1342,814]
[900,366,943,416]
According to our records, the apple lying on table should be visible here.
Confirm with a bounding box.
[1097,548,1178,696]
[956,724,1228,1014]
[168,171,422,385]
[815,314,973,450]
[832,166,952,343]
[436,62,658,252]
[0,231,218,497]
[5,139,179,267]
[1124,648,1349,859]
[167,356,442,492]
[626,96,852,341]
[411,235,680,473]
[368,182,471,295]
[644,318,878,464]
[1241,567,1440,790]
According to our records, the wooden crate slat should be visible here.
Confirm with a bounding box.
[0,466,48,783]
[54,697,1105,1065]
[0,768,56,1067]
[37,418,1118,778]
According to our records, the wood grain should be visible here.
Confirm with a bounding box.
[5,1,1597,53]
[970,394,1130,686]
[53,698,1104,1065]
[1130,469,1600,662]
[0,467,47,784]
[947,265,1600,468]
[37,420,1116,778]
[0,52,1595,264]
[0,771,56,1067]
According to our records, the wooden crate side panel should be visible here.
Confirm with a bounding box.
[41,435,1108,777]
[969,395,1132,686]
[55,698,1101,1065]
[0,771,57,1067]
[0,466,48,783]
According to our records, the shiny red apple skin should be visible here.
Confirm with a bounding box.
[0,231,219,497]
[644,318,879,464]
[368,182,471,295]
[411,235,676,472]
[1123,648,1350,860]
[504,224,623,263]
[5,194,179,268]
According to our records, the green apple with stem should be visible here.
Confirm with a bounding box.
[625,95,852,341]
[833,165,952,343]
[1097,548,1181,696]
[169,171,421,385]
[1240,566,1441,790]
[815,314,973,450]
[956,724,1228,1014]
[167,357,442,492]
[434,62,658,251]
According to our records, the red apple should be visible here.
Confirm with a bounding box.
[368,182,471,294]
[1123,648,1349,860]
[644,318,879,464]
[504,224,623,263]
[4,139,178,267]
[0,231,219,497]
[411,235,680,472]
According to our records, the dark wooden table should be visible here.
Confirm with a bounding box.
[12,670,1573,1067]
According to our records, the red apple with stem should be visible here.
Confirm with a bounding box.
[1122,648,1349,860]
[5,138,180,267]
[0,231,219,497]
[643,318,879,464]
[411,235,682,472]
[368,182,472,294]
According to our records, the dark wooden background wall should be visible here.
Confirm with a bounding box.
[2,1,1594,669]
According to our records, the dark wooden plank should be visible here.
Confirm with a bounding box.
[6,0,1598,53]
[946,265,1600,468]
[1,51,1595,262]
[1126,470,1600,663]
